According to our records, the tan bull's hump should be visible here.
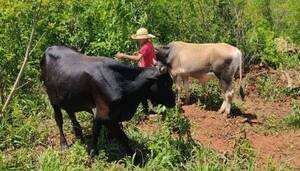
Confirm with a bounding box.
[168,42,238,75]
[171,41,233,48]
[170,41,237,58]
[178,41,236,52]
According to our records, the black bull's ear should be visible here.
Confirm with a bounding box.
[146,62,168,80]
[154,46,170,67]
[155,45,170,60]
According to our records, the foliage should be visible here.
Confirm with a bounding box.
[0,106,261,170]
[286,100,300,128]
[190,80,223,110]
[162,107,191,136]
[1,0,300,106]
[0,0,300,170]
[256,76,300,101]
[261,114,287,133]
[230,136,256,170]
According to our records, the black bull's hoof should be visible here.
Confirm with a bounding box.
[89,149,98,158]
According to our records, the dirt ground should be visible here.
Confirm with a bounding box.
[138,66,300,169]
[182,100,300,169]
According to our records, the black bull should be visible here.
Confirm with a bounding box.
[40,46,175,156]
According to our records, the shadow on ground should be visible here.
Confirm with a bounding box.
[80,131,148,165]
[188,92,258,123]
[74,119,198,167]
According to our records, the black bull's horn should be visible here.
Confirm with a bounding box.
[155,61,168,73]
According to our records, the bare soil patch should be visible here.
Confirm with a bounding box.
[182,101,300,169]
[138,66,300,169]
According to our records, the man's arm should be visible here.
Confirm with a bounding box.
[116,52,142,61]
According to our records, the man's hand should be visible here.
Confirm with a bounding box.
[115,52,126,59]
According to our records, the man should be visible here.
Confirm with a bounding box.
[116,27,157,114]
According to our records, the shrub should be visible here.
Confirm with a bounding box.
[286,100,300,128]
[256,76,299,101]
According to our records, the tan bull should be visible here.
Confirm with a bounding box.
[156,41,245,117]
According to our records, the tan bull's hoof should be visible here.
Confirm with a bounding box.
[218,108,225,114]
[222,113,230,119]
[218,101,226,114]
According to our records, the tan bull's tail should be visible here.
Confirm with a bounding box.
[238,50,245,101]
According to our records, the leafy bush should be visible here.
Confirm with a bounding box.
[286,100,300,128]
[162,107,191,136]
[230,136,256,170]
[256,76,299,101]
[190,80,223,110]
[1,0,300,170]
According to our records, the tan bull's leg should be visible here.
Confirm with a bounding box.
[175,76,183,105]
[224,88,234,116]
[183,77,190,104]
[218,101,227,114]
[218,79,227,114]
[218,80,234,117]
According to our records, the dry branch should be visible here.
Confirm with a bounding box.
[264,65,294,88]
[246,70,268,79]
[15,80,32,91]
[0,20,36,117]
[281,70,293,88]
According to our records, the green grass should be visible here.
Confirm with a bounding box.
[190,80,223,110]
[0,100,261,170]
[0,83,297,170]
[250,114,288,136]
[253,100,300,132]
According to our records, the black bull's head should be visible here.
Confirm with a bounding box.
[155,45,171,67]
[145,61,175,108]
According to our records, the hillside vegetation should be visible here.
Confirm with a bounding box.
[0,0,300,170]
